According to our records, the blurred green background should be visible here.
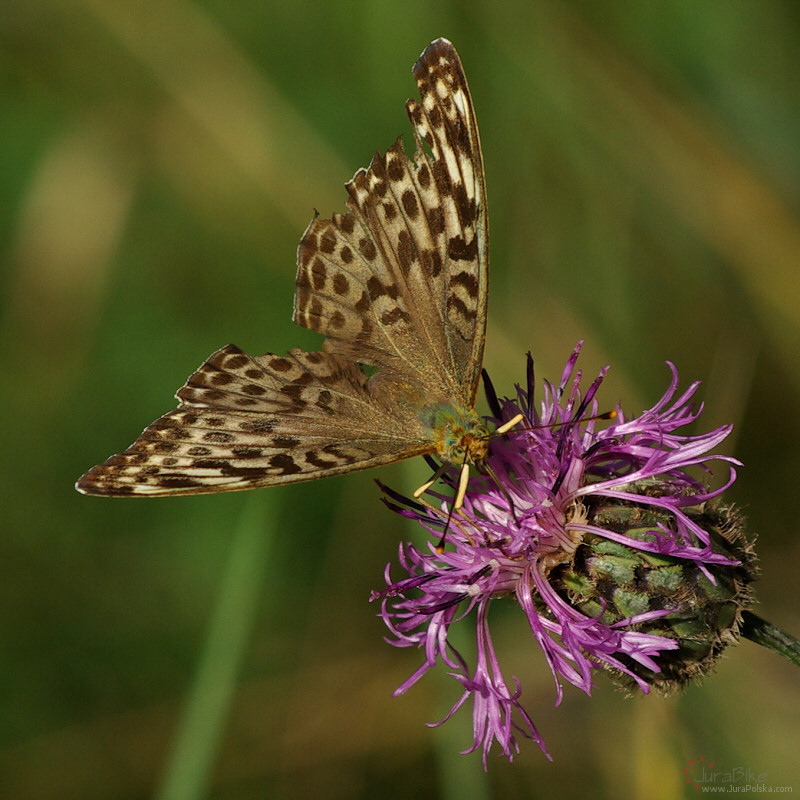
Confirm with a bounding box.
[2,1,799,798]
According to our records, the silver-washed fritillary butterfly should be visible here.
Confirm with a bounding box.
[77,38,516,504]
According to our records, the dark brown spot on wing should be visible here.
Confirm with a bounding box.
[428,206,445,235]
[420,249,442,278]
[269,453,302,475]
[311,258,326,290]
[160,477,203,490]
[305,451,338,468]
[233,447,264,459]
[359,238,377,261]
[450,270,479,298]
[240,419,276,434]
[153,441,178,453]
[210,371,233,386]
[447,235,478,261]
[333,273,349,295]
[299,232,316,266]
[223,354,249,370]
[193,458,228,470]
[366,277,398,299]
[417,163,431,188]
[381,307,411,326]
[355,290,370,313]
[204,431,235,443]
[272,435,300,448]
[447,294,476,321]
[387,155,404,182]
[396,230,416,273]
[339,213,355,234]
[431,160,452,195]
[319,229,337,254]
[322,444,359,464]
[401,189,419,219]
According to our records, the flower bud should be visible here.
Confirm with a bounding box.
[555,487,758,691]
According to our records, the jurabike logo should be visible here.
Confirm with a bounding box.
[683,755,793,793]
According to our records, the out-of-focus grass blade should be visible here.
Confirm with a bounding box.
[154,494,275,800]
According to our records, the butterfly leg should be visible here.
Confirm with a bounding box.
[413,463,449,500]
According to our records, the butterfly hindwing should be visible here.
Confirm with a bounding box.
[77,345,432,495]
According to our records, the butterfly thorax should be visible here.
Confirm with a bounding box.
[423,403,490,469]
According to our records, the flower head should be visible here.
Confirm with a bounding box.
[372,343,757,765]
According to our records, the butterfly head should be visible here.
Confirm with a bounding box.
[426,404,490,469]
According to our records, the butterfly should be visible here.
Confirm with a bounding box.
[77,38,519,505]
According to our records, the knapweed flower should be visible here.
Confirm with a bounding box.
[371,342,759,765]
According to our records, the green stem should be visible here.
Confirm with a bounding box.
[740,611,800,667]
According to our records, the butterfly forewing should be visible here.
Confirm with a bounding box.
[410,40,488,403]
[76,38,488,497]
[294,39,487,408]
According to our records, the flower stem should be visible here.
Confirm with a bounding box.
[740,611,800,667]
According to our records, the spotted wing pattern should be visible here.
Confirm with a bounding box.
[76,38,488,497]
[294,37,487,407]
[77,345,433,495]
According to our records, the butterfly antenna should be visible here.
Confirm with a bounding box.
[494,409,617,439]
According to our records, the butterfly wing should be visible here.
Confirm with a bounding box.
[294,38,488,408]
[76,345,433,495]
[77,39,488,497]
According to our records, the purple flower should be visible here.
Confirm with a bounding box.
[372,343,757,765]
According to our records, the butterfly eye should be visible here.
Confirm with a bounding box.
[451,445,466,461]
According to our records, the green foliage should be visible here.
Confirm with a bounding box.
[2,1,799,797]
